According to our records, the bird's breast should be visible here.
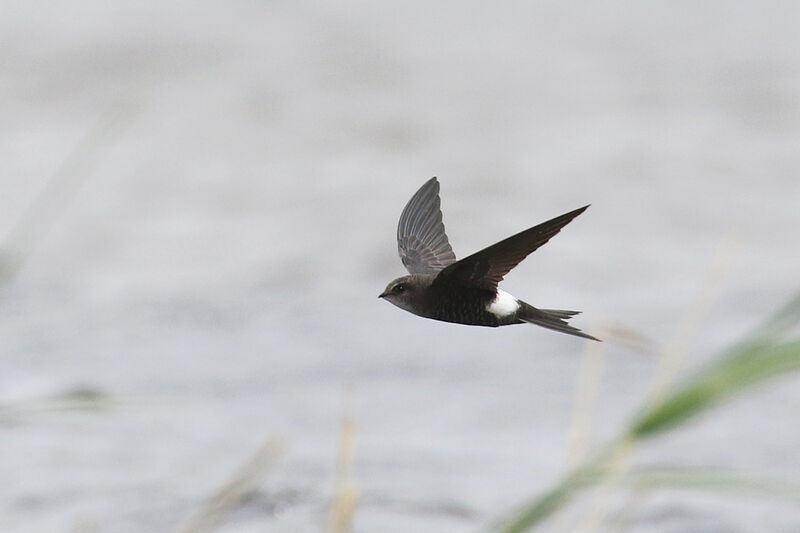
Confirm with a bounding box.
[423,285,515,327]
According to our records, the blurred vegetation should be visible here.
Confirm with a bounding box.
[490,291,800,533]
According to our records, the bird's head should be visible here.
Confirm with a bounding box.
[379,275,428,315]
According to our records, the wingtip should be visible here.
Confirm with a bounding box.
[421,176,439,193]
[565,204,590,219]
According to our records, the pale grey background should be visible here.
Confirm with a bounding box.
[1,2,799,532]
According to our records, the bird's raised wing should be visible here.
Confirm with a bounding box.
[434,205,589,290]
[396,177,457,274]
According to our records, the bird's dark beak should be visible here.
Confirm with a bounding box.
[378,290,389,299]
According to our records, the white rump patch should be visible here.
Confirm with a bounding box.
[486,289,519,317]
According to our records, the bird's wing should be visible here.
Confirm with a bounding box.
[397,177,457,274]
[434,205,589,290]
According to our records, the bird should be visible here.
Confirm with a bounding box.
[379,177,598,341]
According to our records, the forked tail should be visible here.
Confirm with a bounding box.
[518,301,600,341]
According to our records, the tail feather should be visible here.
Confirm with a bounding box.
[539,308,581,319]
[518,302,600,341]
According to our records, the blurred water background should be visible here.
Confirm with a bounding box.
[1,2,799,532]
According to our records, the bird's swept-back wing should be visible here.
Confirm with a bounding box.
[396,177,457,274]
[435,205,589,290]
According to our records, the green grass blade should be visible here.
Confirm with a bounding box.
[490,468,596,533]
[748,291,800,340]
[487,293,800,533]
[630,339,800,438]
[625,466,800,502]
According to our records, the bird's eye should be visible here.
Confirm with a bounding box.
[395,283,406,293]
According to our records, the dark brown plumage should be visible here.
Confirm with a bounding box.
[380,177,598,341]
